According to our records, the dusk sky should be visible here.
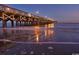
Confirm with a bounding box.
[8,4,79,23]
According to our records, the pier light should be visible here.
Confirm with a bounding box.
[28,13,31,17]
[6,7,10,11]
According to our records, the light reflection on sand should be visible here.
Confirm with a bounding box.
[0,24,55,43]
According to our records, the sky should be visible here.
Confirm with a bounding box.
[8,4,79,23]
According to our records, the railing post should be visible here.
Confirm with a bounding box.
[2,12,6,28]
[11,15,14,27]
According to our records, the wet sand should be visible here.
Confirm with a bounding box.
[0,23,79,55]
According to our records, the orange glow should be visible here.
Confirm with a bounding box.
[45,24,55,39]
[50,24,55,28]
[6,8,10,11]
[36,34,39,42]
[45,29,54,39]
[47,24,55,28]
[34,26,40,42]
[45,24,55,29]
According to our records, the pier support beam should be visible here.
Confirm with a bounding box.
[19,21,21,26]
[11,20,14,27]
[16,21,18,26]
[2,20,6,28]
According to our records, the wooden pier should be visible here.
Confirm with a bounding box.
[0,4,56,27]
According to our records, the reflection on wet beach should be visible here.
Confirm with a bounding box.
[0,24,55,43]
[0,23,79,55]
[0,23,56,55]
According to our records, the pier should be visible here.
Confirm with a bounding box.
[0,4,56,27]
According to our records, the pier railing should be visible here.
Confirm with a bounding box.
[0,4,56,27]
